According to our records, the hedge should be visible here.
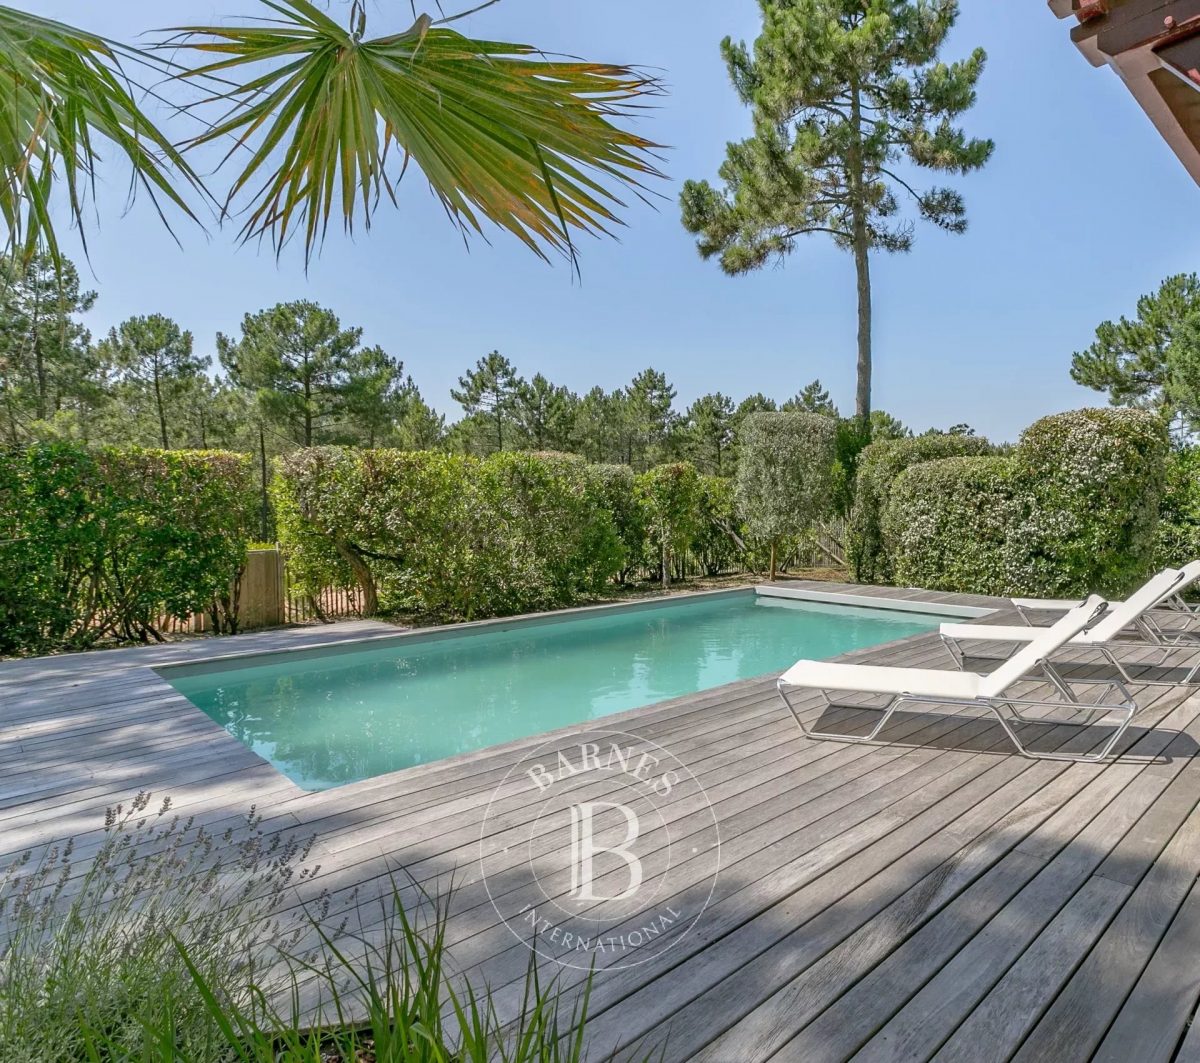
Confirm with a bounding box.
[273,448,626,619]
[882,456,1024,595]
[1156,446,1200,573]
[848,433,994,583]
[1015,408,1168,595]
[884,408,1169,598]
[0,443,255,655]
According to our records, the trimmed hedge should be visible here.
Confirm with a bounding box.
[1156,446,1200,573]
[1016,408,1168,595]
[884,408,1169,597]
[273,448,625,620]
[848,433,994,583]
[0,443,255,654]
[882,456,1024,594]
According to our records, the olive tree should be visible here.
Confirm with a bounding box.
[735,411,838,579]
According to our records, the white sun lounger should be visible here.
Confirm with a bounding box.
[778,597,1135,762]
[940,567,1200,687]
[1011,561,1200,624]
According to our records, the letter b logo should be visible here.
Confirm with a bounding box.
[569,801,642,901]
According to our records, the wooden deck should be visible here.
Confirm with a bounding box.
[5,581,1200,1061]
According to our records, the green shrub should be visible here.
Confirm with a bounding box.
[692,474,742,576]
[1014,407,1168,596]
[884,456,1024,594]
[273,448,624,620]
[634,462,702,589]
[1156,445,1200,572]
[848,433,994,584]
[590,463,649,583]
[882,408,1169,597]
[0,443,255,655]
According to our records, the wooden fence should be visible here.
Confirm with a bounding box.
[159,548,362,635]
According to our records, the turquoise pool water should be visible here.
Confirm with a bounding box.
[164,592,953,791]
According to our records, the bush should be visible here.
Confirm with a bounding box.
[735,412,838,578]
[1156,446,1200,572]
[884,457,1024,594]
[883,408,1169,597]
[590,463,649,583]
[634,462,702,589]
[692,474,742,576]
[0,443,255,655]
[848,433,994,584]
[273,448,624,620]
[1014,407,1168,596]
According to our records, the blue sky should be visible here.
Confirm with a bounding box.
[38,0,1200,441]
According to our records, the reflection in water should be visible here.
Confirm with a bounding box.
[169,594,949,791]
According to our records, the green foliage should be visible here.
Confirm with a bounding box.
[589,463,649,583]
[1156,446,1200,572]
[683,392,736,474]
[848,432,994,583]
[681,0,992,422]
[451,351,522,454]
[1,794,610,1062]
[735,412,838,571]
[0,253,98,440]
[1014,407,1169,596]
[0,442,254,654]
[273,447,624,620]
[692,474,742,576]
[2,3,660,267]
[634,462,703,589]
[97,313,208,449]
[1070,273,1200,428]
[883,456,1022,594]
[219,301,410,448]
[883,408,1169,597]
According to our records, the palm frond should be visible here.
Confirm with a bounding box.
[168,0,666,266]
[0,6,204,263]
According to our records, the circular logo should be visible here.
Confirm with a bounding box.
[479,726,721,971]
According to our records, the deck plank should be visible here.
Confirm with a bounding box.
[5,580,1200,1062]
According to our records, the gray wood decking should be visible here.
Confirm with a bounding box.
[5,581,1200,1061]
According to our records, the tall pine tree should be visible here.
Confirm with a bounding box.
[681,0,992,429]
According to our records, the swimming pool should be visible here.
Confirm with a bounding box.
[161,590,963,791]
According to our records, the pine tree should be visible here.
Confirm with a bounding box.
[0,253,97,440]
[785,378,837,415]
[1070,274,1200,427]
[513,373,578,450]
[451,351,522,453]
[217,301,365,447]
[685,393,736,473]
[98,314,208,448]
[681,0,992,429]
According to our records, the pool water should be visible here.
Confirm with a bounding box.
[164,592,953,791]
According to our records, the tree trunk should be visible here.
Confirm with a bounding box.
[154,364,168,447]
[336,542,378,616]
[259,424,270,541]
[853,229,872,430]
[770,539,777,582]
[661,537,670,591]
[848,77,872,433]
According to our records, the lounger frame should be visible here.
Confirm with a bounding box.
[777,657,1138,763]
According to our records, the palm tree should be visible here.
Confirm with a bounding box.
[0,0,662,267]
